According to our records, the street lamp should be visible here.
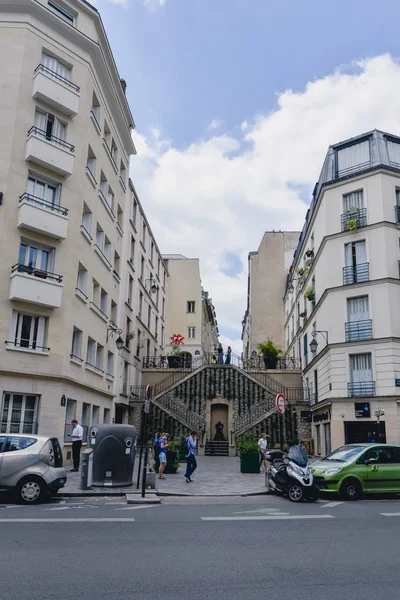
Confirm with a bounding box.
[145,277,158,294]
[309,330,328,356]
[106,324,124,349]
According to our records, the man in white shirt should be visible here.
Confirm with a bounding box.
[258,433,268,472]
[68,419,83,472]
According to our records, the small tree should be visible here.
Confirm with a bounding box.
[257,339,282,369]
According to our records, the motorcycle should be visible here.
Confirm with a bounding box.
[265,444,319,503]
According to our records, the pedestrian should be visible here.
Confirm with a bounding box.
[158,432,168,480]
[258,433,268,472]
[153,430,161,457]
[225,346,232,364]
[184,431,197,483]
[68,418,83,472]
[217,343,224,364]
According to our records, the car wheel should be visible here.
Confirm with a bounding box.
[16,477,46,504]
[340,478,361,501]
[288,483,304,502]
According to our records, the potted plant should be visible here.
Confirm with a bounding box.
[167,333,185,368]
[237,434,260,473]
[343,206,360,231]
[304,286,315,303]
[257,339,282,369]
[297,267,305,276]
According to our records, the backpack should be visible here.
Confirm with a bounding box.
[183,436,190,455]
[154,438,162,456]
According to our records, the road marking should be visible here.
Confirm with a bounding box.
[0,518,136,523]
[44,505,99,511]
[233,508,290,516]
[321,502,343,508]
[381,513,400,517]
[115,505,159,511]
[201,515,335,521]
[105,502,127,505]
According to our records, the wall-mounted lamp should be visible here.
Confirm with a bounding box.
[106,324,124,349]
[145,277,158,294]
[309,330,328,355]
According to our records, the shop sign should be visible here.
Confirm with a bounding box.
[313,411,330,423]
[395,379,400,387]
[300,410,312,423]
[355,402,370,418]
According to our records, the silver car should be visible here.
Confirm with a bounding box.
[0,434,67,503]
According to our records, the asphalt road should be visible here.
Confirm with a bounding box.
[1,495,400,600]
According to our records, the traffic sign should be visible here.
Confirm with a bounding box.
[145,385,152,400]
[275,393,287,415]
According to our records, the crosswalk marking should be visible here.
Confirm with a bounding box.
[380,513,400,517]
[321,502,343,508]
[0,518,136,523]
[201,515,335,521]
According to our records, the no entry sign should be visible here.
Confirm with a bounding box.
[275,393,287,415]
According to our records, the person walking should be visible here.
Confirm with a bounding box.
[158,433,168,480]
[225,346,232,364]
[68,419,83,472]
[217,343,224,364]
[184,431,197,483]
[258,433,268,472]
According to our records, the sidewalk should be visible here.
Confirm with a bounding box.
[61,456,267,497]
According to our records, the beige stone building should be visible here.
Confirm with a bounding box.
[242,231,300,361]
[162,255,219,361]
[0,0,136,460]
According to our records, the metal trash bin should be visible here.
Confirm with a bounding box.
[88,424,137,487]
[80,448,94,490]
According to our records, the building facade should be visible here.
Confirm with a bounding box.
[0,0,136,459]
[242,231,300,360]
[284,130,400,455]
[162,255,219,360]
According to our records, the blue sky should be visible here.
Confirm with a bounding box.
[96,0,400,352]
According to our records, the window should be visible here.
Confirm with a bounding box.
[188,327,196,339]
[161,325,165,347]
[100,289,108,316]
[163,270,167,289]
[387,140,400,168]
[142,221,147,246]
[86,146,96,180]
[82,403,91,427]
[81,204,92,237]
[103,408,110,424]
[140,256,145,282]
[107,352,114,378]
[9,312,47,351]
[139,292,143,318]
[71,327,82,360]
[91,92,100,127]
[122,361,129,394]
[41,52,71,81]
[104,236,111,261]
[136,330,142,357]
[157,257,161,277]
[27,175,60,209]
[110,139,118,165]
[104,121,111,148]
[86,337,96,366]
[1,393,39,434]
[107,187,115,214]
[150,241,154,264]
[99,172,108,199]
[343,190,364,212]
[129,236,135,265]
[117,205,123,230]
[187,301,196,314]
[92,406,100,425]
[120,163,126,186]
[132,195,138,226]
[146,339,151,357]
[114,251,120,278]
[128,275,134,305]
[346,296,371,341]
[92,279,100,306]
[76,263,87,297]
[110,300,117,325]
[155,316,158,340]
[48,1,74,25]
[349,353,374,396]
[148,305,151,329]
[34,109,65,143]
[96,344,104,371]
[65,398,76,424]
[95,224,111,262]
[344,241,368,284]
[162,297,165,320]
[126,317,132,349]
[19,240,53,272]
[336,140,370,177]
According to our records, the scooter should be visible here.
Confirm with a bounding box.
[265,444,319,503]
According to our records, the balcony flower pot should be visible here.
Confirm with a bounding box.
[18,264,34,275]
[238,436,260,473]
[305,249,314,258]
[34,269,47,279]
[257,339,282,370]
[344,217,358,231]
[167,355,183,368]
[304,286,315,303]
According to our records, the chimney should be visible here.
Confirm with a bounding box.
[120,79,127,95]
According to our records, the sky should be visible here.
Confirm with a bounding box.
[94,0,400,354]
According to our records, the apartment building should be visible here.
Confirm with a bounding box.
[117,180,168,417]
[0,0,135,457]
[284,130,400,455]
[242,231,300,360]
[162,255,219,360]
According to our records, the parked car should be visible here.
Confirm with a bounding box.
[0,434,67,503]
[311,443,400,500]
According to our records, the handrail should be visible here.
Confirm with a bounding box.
[151,393,203,433]
[11,263,63,283]
[19,192,68,216]
[27,126,75,152]
[34,63,80,92]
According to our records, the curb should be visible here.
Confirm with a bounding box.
[157,490,268,497]
[59,491,128,497]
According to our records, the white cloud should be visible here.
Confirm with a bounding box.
[209,119,222,130]
[130,54,400,352]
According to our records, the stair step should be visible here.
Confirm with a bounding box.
[205,440,229,456]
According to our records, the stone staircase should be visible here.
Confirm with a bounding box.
[205,440,229,457]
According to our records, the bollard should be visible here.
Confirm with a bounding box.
[141,447,149,498]
[80,448,94,490]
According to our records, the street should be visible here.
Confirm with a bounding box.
[1,495,400,600]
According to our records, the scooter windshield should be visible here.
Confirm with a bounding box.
[287,445,308,467]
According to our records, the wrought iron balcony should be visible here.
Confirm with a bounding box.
[34,64,80,92]
[11,263,63,283]
[341,207,367,232]
[395,205,400,224]
[27,126,74,152]
[345,319,373,342]
[343,262,369,285]
[348,381,376,397]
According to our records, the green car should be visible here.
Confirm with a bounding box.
[311,444,400,500]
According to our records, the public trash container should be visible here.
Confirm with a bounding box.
[80,448,94,490]
[88,424,137,487]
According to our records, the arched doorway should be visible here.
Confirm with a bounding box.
[180,351,192,368]
[211,404,228,441]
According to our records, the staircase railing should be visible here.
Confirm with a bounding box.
[233,395,276,436]
[152,393,204,433]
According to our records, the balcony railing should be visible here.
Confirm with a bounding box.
[85,361,104,375]
[348,381,376,397]
[27,126,75,153]
[19,192,68,216]
[395,205,400,224]
[341,207,367,232]
[34,64,80,92]
[0,421,39,434]
[343,262,369,285]
[345,319,373,342]
[64,423,88,444]
[5,340,50,352]
[12,263,63,283]
[142,354,302,370]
